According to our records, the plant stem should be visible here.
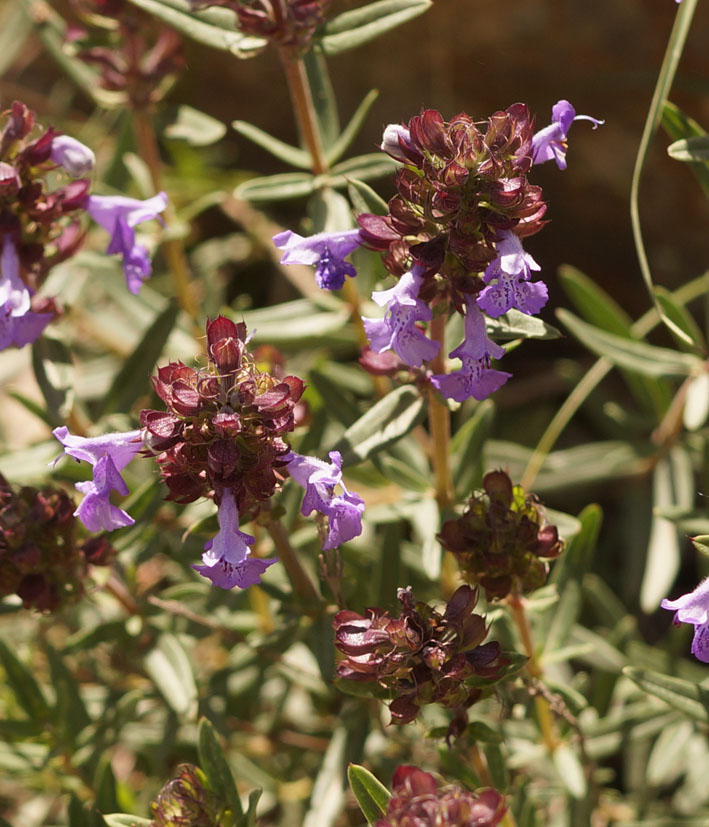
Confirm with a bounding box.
[132,107,200,325]
[279,53,328,174]
[266,517,321,604]
[507,590,558,752]
[427,312,454,510]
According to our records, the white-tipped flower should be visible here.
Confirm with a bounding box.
[50,135,96,177]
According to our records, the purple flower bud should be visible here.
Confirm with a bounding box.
[273,228,362,290]
[379,124,415,162]
[192,489,276,589]
[0,235,53,350]
[362,264,440,368]
[661,578,709,663]
[431,299,510,403]
[84,192,167,293]
[287,450,365,549]
[532,100,603,170]
[50,135,96,177]
[52,426,143,532]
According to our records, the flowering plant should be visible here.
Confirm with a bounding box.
[1,0,708,825]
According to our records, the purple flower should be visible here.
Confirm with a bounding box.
[661,578,709,663]
[431,299,511,403]
[50,135,95,177]
[85,192,167,294]
[532,100,604,170]
[477,231,548,318]
[52,426,143,532]
[0,235,53,350]
[192,490,276,589]
[273,228,362,290]
[287,450,365,550]
[362,265,440,368]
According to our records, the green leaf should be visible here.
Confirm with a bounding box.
[165,105,227,146]
[691,535,709,559]
[124,0,262,55]
[99,301,179,416]
[347,178,389,215]
[309,370,359,427]
[198,717,243,818]
[143,633,198,717]
[557,308,702,377]
[326,89,380,165]
[46,645,91,740]
[303,50,340,148]
[654,285,706,351]
[321,0,431,55]
[552,743,587,799]
[231,121,312,169]
[487,310,561,341]
[235,789,262,827]
[667,134,709,162]
[94,753,120,813]
[102,817,153,827]
[623,666,709,723]
[640,446,693,612]
[329,153,397,184]
[333,385,425,466]
[31,336,75,426]
[662,100,709,196]
[683,372,709,431]
[234,172,317,202]
[647,719,694,786]
[0,640,50,721]
[347,764,391,825]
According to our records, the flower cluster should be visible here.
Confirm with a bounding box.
[662,578,709,663]
[275,100,602,402]
[0,475,115,612]
[68,0,185,109]
[438,471,563,600]
[375,765,507,827]
[149,763,220,827]
[0,100,167,349]
[53,317,365,590]
[333,585,510,724]
[191,0,331,54]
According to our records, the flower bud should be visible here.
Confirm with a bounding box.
[50,135,96,177]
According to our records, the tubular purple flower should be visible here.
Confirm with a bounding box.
[52,426,143,532]
[431,299,511,403]
[477,231,548,318]
[661,578,709,663]
[273,228,362,290]
[50,135,96,177]
[532,100,603,170]
[192,489,276,589]
[362,264,440,368]
[0,235,53,350]
[287,450,365,550]
[84,192,168,293]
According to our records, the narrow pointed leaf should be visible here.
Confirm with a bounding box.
[144,633,198,717]
[347,178,389,215]
[326,89,380,165]
[303,51,340,147]
[654,285,706,351]
[100,301,180,416]
[198,716,243,818]
[557,309,702,377]
[488,310,560,340]
[166,105,227,146]
[235,172,316,202]
[667,134,709,162]
[623,666,709,723]
[232,121,312,168]
[321,0,431,55]
[347,764,391,824]
[329,153,397,184]
[662,100,709,196]
[32,336,75,426]
[0,640,50,721]
[236,789,262,827]
[333,385,425,466]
